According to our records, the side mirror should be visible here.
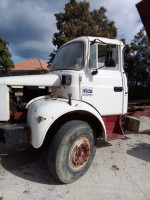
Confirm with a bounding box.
[105,58,116,67]
[105,45,117,67]
[91,69,98,75]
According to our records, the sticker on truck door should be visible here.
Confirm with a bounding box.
[82,87,93,96]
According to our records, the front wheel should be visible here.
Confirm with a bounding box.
[48,120,96,184]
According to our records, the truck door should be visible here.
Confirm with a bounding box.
[81,43,124,116]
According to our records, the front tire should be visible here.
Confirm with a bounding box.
[48,120,96,184]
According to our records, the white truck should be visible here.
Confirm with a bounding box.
[0,36,128,183]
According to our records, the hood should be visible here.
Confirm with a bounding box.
[0,74,61,87]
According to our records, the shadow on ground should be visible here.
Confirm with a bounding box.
[0,142,59,185]
[127,142,150,163]
[124,131,150,163]
[96,138,112,148]
[1,132,150,185]
[0,138,111,185]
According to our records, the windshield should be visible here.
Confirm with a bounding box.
[50,42,84,71]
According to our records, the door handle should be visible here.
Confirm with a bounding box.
[114,87,123,92]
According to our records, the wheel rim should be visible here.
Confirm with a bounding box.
[69,137,91,170]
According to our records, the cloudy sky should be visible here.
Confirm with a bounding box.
[0,0,142,63]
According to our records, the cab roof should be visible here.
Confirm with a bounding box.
[65,36,124,47]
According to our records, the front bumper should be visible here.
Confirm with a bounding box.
[0,123,30,145]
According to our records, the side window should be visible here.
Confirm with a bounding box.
[99,44,119,71]
[89,43,119,71]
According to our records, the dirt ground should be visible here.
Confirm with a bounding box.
[0,131,150,200]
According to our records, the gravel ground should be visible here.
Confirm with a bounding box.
[0,131,150,200]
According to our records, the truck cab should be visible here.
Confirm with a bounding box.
[50,36,127,114]
[0,36,128,183]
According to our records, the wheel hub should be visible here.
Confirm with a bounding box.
[69,137,91,170]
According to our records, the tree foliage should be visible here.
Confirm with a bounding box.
[124,27,150,86]
[0,35,14,74]
[123,27,150,100]
[91,7,117,38]
[49,0,117,64]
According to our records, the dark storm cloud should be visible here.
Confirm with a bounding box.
[0,0,69,62]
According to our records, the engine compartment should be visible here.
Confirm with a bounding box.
[2,86,49,123]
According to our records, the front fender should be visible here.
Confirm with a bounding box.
[27,97,106,148]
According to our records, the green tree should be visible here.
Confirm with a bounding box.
[0,35,14,74]
[125,27,150,86]
[123,28,150,100]
[49,0,117,64]
[91,7,117,38]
